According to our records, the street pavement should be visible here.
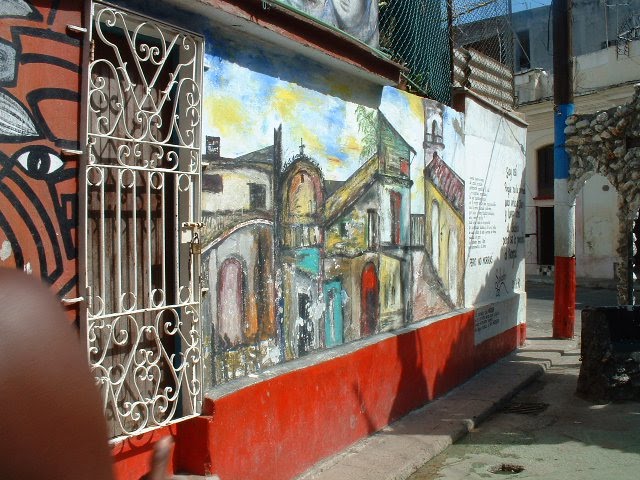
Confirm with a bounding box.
[407,282,640,480]
[299,282,627,480]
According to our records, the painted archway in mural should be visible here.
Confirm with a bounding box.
[360,262,379,336]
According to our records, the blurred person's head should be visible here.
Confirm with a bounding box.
[0,269,113,479]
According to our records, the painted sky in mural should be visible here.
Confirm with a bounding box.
[203,36,383,180]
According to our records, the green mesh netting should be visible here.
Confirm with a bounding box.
[379,0,452,104]
[379,0,513,105]
[451,0,514,70]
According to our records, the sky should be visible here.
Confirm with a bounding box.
[511,0,551,13]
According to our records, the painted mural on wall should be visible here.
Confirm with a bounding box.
[0,0,81,305]
[453,98,526,343]
[200,32,465,385]
[277,0,379,47]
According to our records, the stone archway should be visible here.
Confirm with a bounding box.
[565,85,640,303]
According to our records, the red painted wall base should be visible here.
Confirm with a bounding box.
[113,309,525,480]
[553,255,576,339]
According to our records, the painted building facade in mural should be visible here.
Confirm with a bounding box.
[198,28,469,386]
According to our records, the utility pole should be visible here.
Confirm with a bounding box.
[552,0,575,338]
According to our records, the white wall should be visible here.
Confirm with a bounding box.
[575,174,618,279]
[461,97,527,316]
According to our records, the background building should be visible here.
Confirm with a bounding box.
[514,0,640,281]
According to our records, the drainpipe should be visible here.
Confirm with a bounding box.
[552,0,575,338]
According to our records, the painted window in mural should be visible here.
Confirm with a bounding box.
[448,229,458,301]
[276,0,379,47]
[203,174,223,193]
[367,209,378,249]
[298,292,313,355]
[249,183,267,210]
[390,191,402,245]
[431,201,440,266]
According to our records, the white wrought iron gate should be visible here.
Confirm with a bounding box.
[82,2,204,440]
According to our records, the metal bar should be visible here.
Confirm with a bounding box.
[87,301,199,321]
[85,160,200,175]
[78,0,94,362]
[100,167,106,314]
[146,170,152,308]
[116,169,123,311]
[62,148,84,156]
[161,171,166,304]
[67,24,88,33]
[132,171,138,310]
[174,172,179,303]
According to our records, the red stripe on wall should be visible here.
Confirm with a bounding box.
[113,309,524,480]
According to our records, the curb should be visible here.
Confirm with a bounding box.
[298,338,578,480]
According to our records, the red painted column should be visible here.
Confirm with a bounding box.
[553,255,576,338]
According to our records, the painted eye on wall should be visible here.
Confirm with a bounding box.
[15,147,64,178]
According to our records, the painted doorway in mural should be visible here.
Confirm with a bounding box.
[217,257,245,348]
[360,262,379,336]
[298,292,313,355]
[324,280,344,347]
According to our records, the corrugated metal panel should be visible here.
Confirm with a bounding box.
[453,47,514,109]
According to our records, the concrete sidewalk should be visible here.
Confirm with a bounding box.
[298,336,580,480]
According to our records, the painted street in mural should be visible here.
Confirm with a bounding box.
[199,32,466,384]
[0,0,80,301]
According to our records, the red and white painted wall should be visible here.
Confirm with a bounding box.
[0,1,526,478]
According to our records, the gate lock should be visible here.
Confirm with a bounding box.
[181,222,204,255]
